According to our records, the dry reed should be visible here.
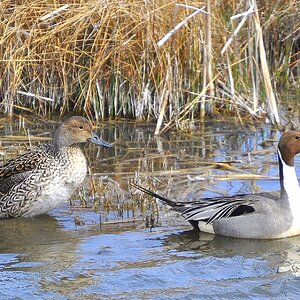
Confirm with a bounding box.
[0,0,299,132]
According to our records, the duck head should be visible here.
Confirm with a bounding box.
[278,130,300,167]
[53,116,112,149]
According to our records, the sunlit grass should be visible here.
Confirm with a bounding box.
[0,0,299,131]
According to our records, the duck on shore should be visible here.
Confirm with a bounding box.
[0,116,112,218]
[132,131,300,239]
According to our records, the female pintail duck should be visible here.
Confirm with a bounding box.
[0,116,112,218]
[132,131,300,239]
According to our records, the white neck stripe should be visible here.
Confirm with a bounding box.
[278,149,300,225]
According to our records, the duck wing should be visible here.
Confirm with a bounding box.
[0,144,52,194]
[182,196,256,224]
[131,183,273,224]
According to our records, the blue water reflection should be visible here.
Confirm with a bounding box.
[0,119,300,299]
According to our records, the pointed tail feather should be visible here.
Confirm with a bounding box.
[131,182,257,224]
[130,182,184,211]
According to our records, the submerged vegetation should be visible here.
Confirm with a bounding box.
[0,0,299,132]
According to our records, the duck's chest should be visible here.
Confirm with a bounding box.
[54,147,87,185]
[22,147,88,217]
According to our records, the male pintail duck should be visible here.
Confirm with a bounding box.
[132,131,300,239]
[0,116,112,218]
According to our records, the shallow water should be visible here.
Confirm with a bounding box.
[1,118,300,299]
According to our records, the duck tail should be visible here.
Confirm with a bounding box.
[130,182,179,208]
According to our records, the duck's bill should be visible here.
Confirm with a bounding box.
[89,132,112,148]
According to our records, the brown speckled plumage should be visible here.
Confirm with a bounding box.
[0,116,112,218]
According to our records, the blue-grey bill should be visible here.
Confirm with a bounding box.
[89,132,112,148]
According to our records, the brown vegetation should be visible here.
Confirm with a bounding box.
[0,0,299,132]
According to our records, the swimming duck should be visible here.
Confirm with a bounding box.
[0,116,112,218]
[132,131,300,239]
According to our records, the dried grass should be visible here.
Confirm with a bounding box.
[0,0,299,131]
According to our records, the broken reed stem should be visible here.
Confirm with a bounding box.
[248,9,259,113]
[221,4,255,55]
[203,0,214,116]
[188,174,278,181]
[252,0,280,123]
[157,6,206,48]
[154,54,171,136]
[39,4,70,22]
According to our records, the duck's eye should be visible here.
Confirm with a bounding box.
[79,126,84,130]
[295,135,300,140]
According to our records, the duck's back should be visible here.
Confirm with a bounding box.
[0,144,53,194]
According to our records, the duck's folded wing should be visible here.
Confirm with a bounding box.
[182,196,257,224]
[0,145,51,193]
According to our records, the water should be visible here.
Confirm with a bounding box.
[1,118,300,299]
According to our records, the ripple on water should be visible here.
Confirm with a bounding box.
[1,119,300,299]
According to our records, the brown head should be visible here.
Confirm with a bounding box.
[53,116,112,149]
[278,131,300,166]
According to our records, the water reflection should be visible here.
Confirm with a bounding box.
[0,213,140,298]
[0,215,80,298]
[2,218,300,299]
[0,215,68,251]
[163,228,299,261]
[1,117,300,299]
